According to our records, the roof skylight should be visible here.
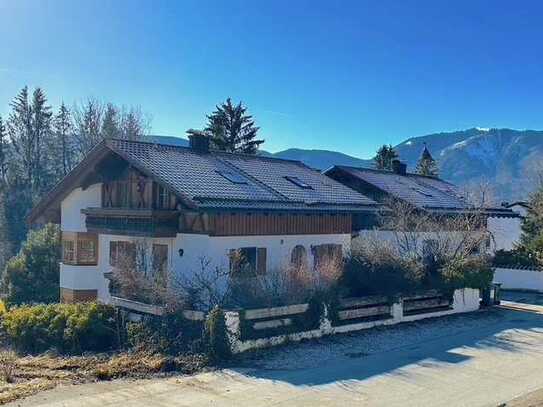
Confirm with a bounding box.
[412,187,433,197]
[285,176,313,189]
[217,170,247,184]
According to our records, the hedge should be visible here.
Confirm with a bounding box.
[0,302,118,354]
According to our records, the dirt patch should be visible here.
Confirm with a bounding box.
[0,351,208,405]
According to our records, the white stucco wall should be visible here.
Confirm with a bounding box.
[493,267,543,292]
[70,232,350,303]
[487,216,522,252]
[353,229,472,254]
[60,263,110,300]
[60,184,101,232]
[171,233,351,286]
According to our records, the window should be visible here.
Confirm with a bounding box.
[412,187,433,197]
[157,185,169,209]
[217,170,247,184]
[62,240,75,264]
[153,184,174,209]
[110,241,136,268]
[285,176,312,189]
[152,244,169,273]
[62,232,98,265]
[312,244,342,271]
[77,239,97,265]
[290,245,308,271]
[229,247,266,277]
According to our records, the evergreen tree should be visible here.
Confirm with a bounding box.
[1,223,60,305]
[416,144,439,177]
[188,98,264,154]
[73,98,103,157]
[7,86,34,185]
[30,88,53,193]
[0,115,8,185]
[520,186,543,263]
[52,102,75,177]
[101,103,120,139]
[374,144,398,170]
[119,106,145,140]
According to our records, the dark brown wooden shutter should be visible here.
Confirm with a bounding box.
[109,241,116,266]
[257,248,267,275]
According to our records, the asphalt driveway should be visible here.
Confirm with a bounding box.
[9,305,543,407]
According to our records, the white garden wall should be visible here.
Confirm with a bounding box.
[487,217,522,252]
[493,267,543,292]
[226,288,480,353]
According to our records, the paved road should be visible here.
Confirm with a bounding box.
[10,305,543,407]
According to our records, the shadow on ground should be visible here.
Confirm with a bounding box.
[234,308,543,386]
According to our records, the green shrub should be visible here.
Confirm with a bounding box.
[339,252,492,299]
[339,255,419,297]
[441,257,494,291]
[1,224,60,306]
[126,312,203,355]
[493,249,540,269]
[204,307,231,363]
[1,302,118,354]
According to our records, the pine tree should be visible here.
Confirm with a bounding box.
[119,107,145,140]
[189,98,264,154]
[7,86,34,185]
[101,103,120,139]
[520,187,543,263]
[416,144,439,177]
[0,115,8,185]
[53,102,75,177]
[374,144,398,170]
[30,88,53,193]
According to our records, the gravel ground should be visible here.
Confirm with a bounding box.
[238,308,504,371]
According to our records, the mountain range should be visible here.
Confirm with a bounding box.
[148,128,543,202]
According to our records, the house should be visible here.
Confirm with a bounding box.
[503,201,531,218]
[28,135,381,303]
[324,160,522,252]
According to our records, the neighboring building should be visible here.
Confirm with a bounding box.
[503,201,531,218]
[324,160,522,252]
[28,135,380,303]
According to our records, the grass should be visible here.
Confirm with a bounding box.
[0,350,208,405]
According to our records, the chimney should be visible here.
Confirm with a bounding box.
[188,132,210,153]
[392,159,407,176]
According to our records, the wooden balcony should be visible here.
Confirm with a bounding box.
[82,207,178,237]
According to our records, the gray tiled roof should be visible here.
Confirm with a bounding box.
[108,139,378,212]
[329,166,469,210]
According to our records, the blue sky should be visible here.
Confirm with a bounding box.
[1,1,542,157]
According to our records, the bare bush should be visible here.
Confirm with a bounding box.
[372,200,490,265]
[349,200,493,295]
[0,350,17,383]
[108,239,186,311]
[176,257,230,312]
